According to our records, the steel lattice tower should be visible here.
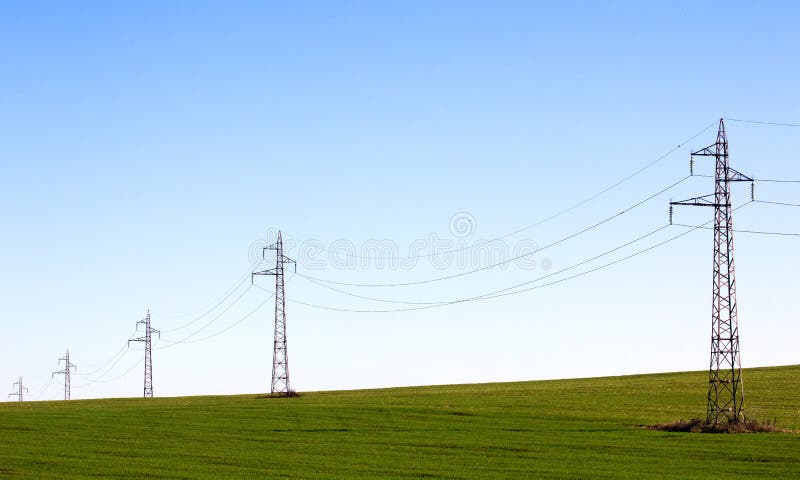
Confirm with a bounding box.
[7,377,27,402]
[253,231,296,396]
[52,350,77,400]
[671,118,752,424]
[129,310,160,398]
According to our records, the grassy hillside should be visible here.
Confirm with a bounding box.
[1,365,798,479]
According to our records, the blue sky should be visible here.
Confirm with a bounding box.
[1,1,799,400]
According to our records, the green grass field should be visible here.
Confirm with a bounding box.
[1,365,798,479]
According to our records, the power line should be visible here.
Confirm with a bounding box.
[287,214,728,314]
[462,220,710,302]
[74,357,145,386]
[158,274,293,347]
[156,284,255,349]
[74,331,137,378]
[77,346,133,382]
[154,276,285,349]
[673,223,800,237]
[287,121,717,261]
[725,118,800,127]
[156,273,251,319]
[76,339,153,386]
[751,178,800,184]
[297,224,671,306]
[28,377,54,401]
[755,199,800,207]
[158,274,252,333]
[693,173,800,184]
[297,175,691,288]
[488,123,713,240]
[160,288,277,346]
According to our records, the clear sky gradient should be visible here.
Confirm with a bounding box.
[1,1,799,400]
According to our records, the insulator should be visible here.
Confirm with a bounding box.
[751,182,755,201]
[669,205,673,224]
[690,157,694,175]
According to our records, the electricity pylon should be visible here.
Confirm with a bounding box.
[8,377,27,402]
[670,118,752,424]
[253,230,296,396]
[52,350,77,400]
[129,310,160,398]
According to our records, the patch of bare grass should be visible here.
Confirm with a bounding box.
[648,418,793,433]
[258,390,301,399]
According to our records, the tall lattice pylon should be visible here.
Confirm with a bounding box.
[253,230,296,396]
[7,377,27,402]
[129,310,160,398]
[52,350,77,400]
[671,118,752,424]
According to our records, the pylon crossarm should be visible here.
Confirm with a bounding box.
[670,194,724,207]
[253,268,279,277]
[691,144,717,157]
[727,168,753,182]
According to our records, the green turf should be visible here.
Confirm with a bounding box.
[1,365,798,479]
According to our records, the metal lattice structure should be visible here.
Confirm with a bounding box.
[253,231,296,396]
[52,350,77,400]
[670,118,752,424]
[129,310,160,398]
[7,377,27,402]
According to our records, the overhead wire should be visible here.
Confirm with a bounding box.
[724,118,800,128]
[287,121,717,261]
[155,284,255,348]
[74,328,139,378]
[75,335,167,387]
[470,206,747,303]
[55,273,270,389]
[157,273,252,318]
[75,357,145,385]
[297,224,671,306]
[158,272,294,347]
[287,203,752,314]
[692,174,800,184]
[28,377,55,400]
[751,178,800,184]
[77,341,144,383]
[672,224,800,237]
[755,199,800,208]
[159,273,252,333]
[296,175,692,288]
[161,286,280,346]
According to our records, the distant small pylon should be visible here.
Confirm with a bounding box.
[129,310,160,398]
[52,350,77,400]
[7,377,28,402]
